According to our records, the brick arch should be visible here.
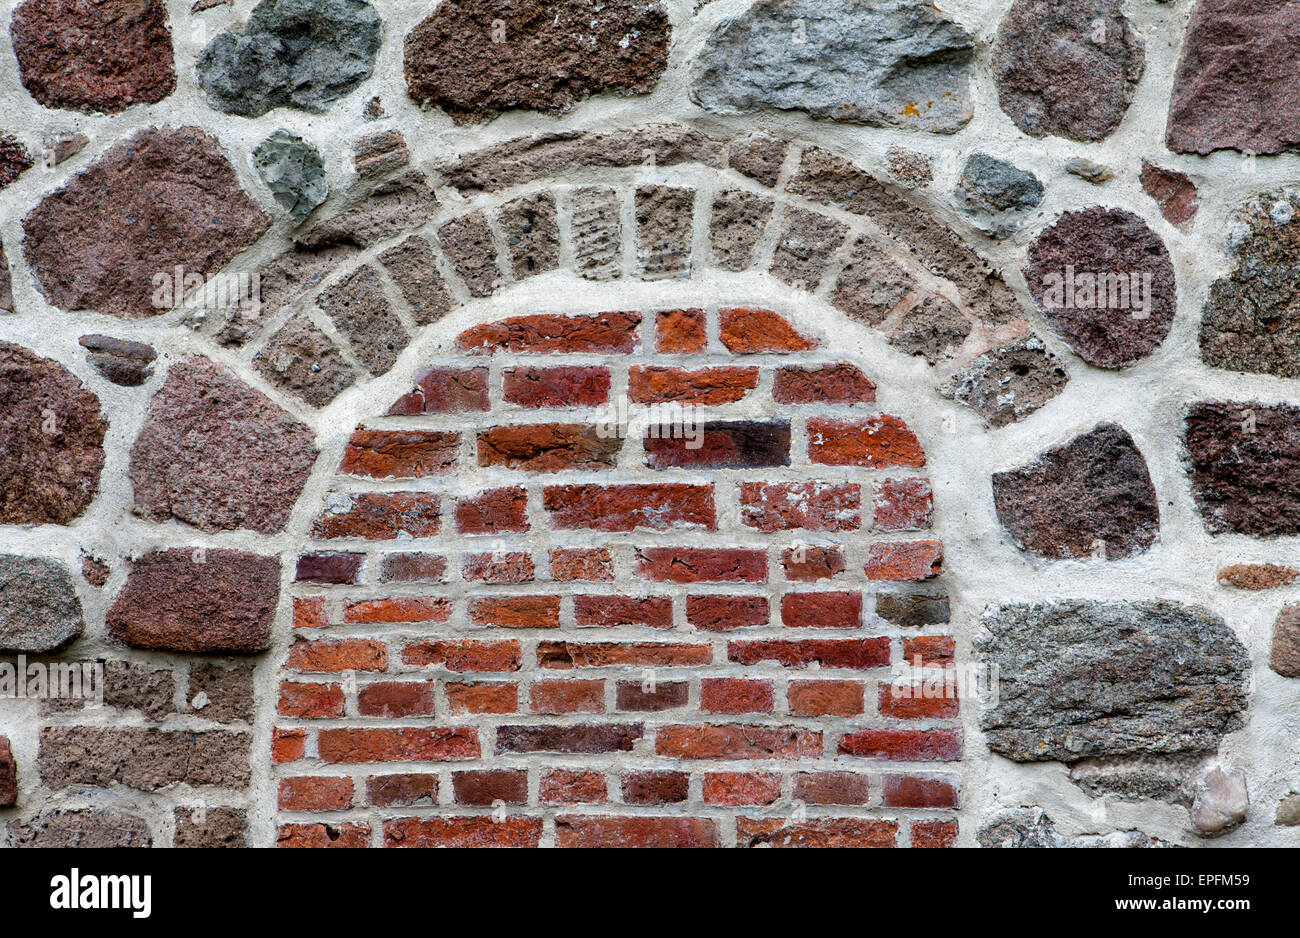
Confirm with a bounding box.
[224,124,1067,429]
[276,298,960,849]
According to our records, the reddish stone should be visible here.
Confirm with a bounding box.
[773,363,876,405]
[541,770,607,805]
[1272,605,1300,678]
[478,424,621,472]
[1185,403,1300,537]
[469,596,561,629]
[719,308,816,352]
[704,772,781,806]
[550,548,614,581]
[808,416,925,468]
[657,308,706,353]
[1217,564,1299,591]
[781,547,846,582]
[740,481,860,532]
[388,367,489,415]
[700,678,773,714]
[622,770,689,805]
[295,552,362,585]
[864,541,943,581]
[530,680,605,714]
[728,639,889,670]
[629,366,758,405]
[1140,163,1199,230]
[504,366,611,408]
[0,134,34,189]
[458,311,641,355]
[0,737,16,807]
[545,484,715,532]
[385,817,540,849]
[781,592,862,629]
[340,428,458,479]
[453,770,527,806]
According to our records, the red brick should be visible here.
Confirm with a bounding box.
[453,769,527,806]
[781,547,846,582]
[541,769,607,805]
[272,728,307,765]
[787,680,865,717]
[774,363,876,405]
[295,552,363,584]
[728,639,889,670]
[357,681,437,717]
[379,552,448,583]
[279,681,345,718]
[403,640,521,672]
[388,367,489,415]
[463,552,535,583]
[344,598,452,624]
[318,727,480,763]
[737,817,896,848]
[549,548,614,581]
[293,597,327,629]
[865,541,943,581]
[278,822,369,848]
[740,482,861,532]
[794,772,870,805]
[838,729,962,761]
[781,591,862,629]
[645,420,790,470]
[719,308,816,352]
[496,724,643,754]
[279,776,353,812]
[287,639,387,673]
[902,635,955,666]
[458,311,641,355]
[700,678,773,714]
[312,493,440,540]
[882,775,959,809]
[685,595,769,630]
[912,820,957,848]
[704,772,781,806]
[656,308,706,353]
[530,680,605,714]
[445,682,518,714]
[808,416,925,468]
[615,681,689,711]
[545,484,715,532]
[339,428,458,478]
[877,683,960,719]
[873,478,934,531]
[628,366,758,405]
[469,595,561,629]
[574,595,672,629]
[635,547,767,583]
[622,770,688,805]
[478,424,620,472]
[366,774,439,807]
[504,366,611,408]
[555,816,719,848]
[655,724,822,760]
[538,641,712,669]
[385,816,542,848]
[456,487,529,534]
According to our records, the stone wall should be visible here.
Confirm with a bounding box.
[0,0,1296,847]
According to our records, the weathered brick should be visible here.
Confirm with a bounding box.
[615,680,689,711]
[463,552,535,584]
[539,642,712,669]
[403,641,522,672]
[272,728,307,765]
[437,212,502,297]
[40,727,250,791]
[794,772,870,805]
[546,484,716,532]
[720,308,816,352]
[496,724,643,754]
[912,819,957,848]
[656,308,706,353]
[388,367,489,415]
[555,816,719,848]
[838,729,962,761]
[312,493,440,540]
[279,682,345,719]
[357,682,437,718]
[645,420,790,469]
[686,595,769,631]
[504,366,611,408]
[875,592,951,627]
[530,680,605,714]
[873,478,934,531]
[339,428,458,479]
[469,596,561,629]
[541,770,607,805]
[318,728,480,763]
[453,769,527,806]
[574,595,673,629]
[704,772,781,806]
[367,774,439,807]
[877,684,960,719]
[729,639,890,670]
[478,424,621,472]
[741,482,861,532]
[287,639,388,674]
[378,236,452,325]
[379,553,449,583]
[701,678,774,714]
[738,817,896,849]
[787,680,865,717]
[774,364,876,405]
[808,416,925,468]
[882,775,959,809]
[635,548,767,583]
[629,366,758,405]
[459,312,641,355]
[385,817,541,848]
[622,770,689,805]
[293,597,327,629]
[781,592,863,629]
[278,822,370,849]
[865,541,943,581]
[902,635,955,666]
[550,548,615,581]
[279,776,353,812]
[782,547,846,582]
[656,725,822,760]
[457,487,529,535]
[295,552,363,584]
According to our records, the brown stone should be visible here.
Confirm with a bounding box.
[22,127,268,318]
[106,549,280,654]
[189,664,255,722]
[1217,564,1299,591]
[437,213,502,297]
[296,172,437,251]
[0,737,16,807]
[78,334,157,387]
[570,187,623,282]
[1140,163,1199,230]
[7,810,151,848]
[39,726,250,790]
[1271,606,1300,678]
[173,808,247,848]
[254,313,358,407]
[498,192,560,279]
[12,0,176,114]
[711,190,774,272]
[0,342,106,525]
[404,0,670,123]
[637,186,694,279]
[353,130,409,177]
[129,358,317,534]
[379,236,453,326]
[0,134,34,189]
[317,265,409,375]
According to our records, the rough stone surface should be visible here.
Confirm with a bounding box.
[404,0,670,123]
[941,336,1068,429]
[0,342,107,525]
[1191,766,1249,837]
[1026,207,1176,368]
[1277,794,1300,827]
[1167,0,1300,155]
[78,334,157,387]
[197,0,382,117]
[317,265,409,374]
[1271,605,1300,678]
[173,808,248,847]
[1184,401,1300,537]
[977,601,1250,763]
[40,726,251,790]
[253,130,329,224]
[6,810,151,848]
[978,808,1167,848]
[106,549,280,654]
[0,737,15,807]
[11,0,177,114]
[0,555,83,653]
[1069,756,1198,806]
[0,134,34,189]
[993,0,1144,142]
[254,314,358,407]
[22,126,270,318]
[711,191,773,271]
[1217,564,1298,591]
[128,358,318,534]
[692,0,975,133]
[992,424,1159,561]
[1140,162,1199,230]
[954,153,1043,239]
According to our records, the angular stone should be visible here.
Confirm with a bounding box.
[1271,605,1300,678]
[0,342,106,525]
[253,129,328,224]
[1277,794,1300,826]
[317,265,409,374]
[254,313,358,407]
[831,238,917,327]
[497,193,560,280]
[570,187,622,282]
[437,213,502,297]
[1184,401,1300,537]
[22,127,269,318]
[353,130,409,177]
[0,556,83,654]
[1065,157,1114,185]
[404,0,670,123]
[711,191,773,271]
[1140,162,1198,230]
[0,134,34,189]
[1069,755,1199,806]
[379,236,454,325]
[978,808,1167,848]
[888,295,970,365]
[692,0,974,133]
[1167,0,1300,155]
[0,245,12,312]
[12,0,176,114]
[887,147,933,188]
[874,592,949,627]
[993,0,1144,142]
[107,549,279,654]
[39,726,251,790]
[189,664,254,722]
[977,600,1250,763]
[1217,564,1298,591]
[636,186,694,279]
[45,660,174,722]
[197,0,381,116]
[942,335,1069,428]
[7,810,151,848]
[769,209,848,291]
[992,424,1158,560]
[726,133,788,187]
[296,172,437,251]
[954,153,1043,239]
[129,358,317,534]
[173,808,247,848]
[1025,207,1176,368]
[78,335,157,387]
[1191,766,1249,837]
[1200,192,1300,378]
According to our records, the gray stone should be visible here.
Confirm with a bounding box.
[636,186,694,280]
[437,213,502,298]
[253,129,328,224]
[316,265,408,375]
[692,0,975,133]
[977,600,1250,763]
[7,810,151,848]
[253,313,357,407]
[831,237,917,327]
[0,555,83,654]
[1277,794,1300,826]
[1065,157,1114,185]
[1191,766,1248,837]
[497,193,560,280]
[941,335,1069,428]
[978,808,1168,848]
[1069,756,1200,806]
[711,190,774,271]
[770,208,848,291]
[78,334,157,387]
[570,187,622,282]
[379,235,453,325]
[197,0,381,117]
[954,153,1043,239]
[888,294,970,365]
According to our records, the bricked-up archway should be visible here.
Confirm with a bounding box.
[277,303,959,848]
